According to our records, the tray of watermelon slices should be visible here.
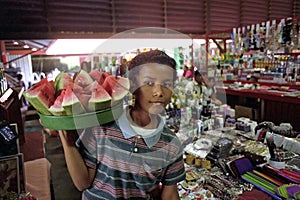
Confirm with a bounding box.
[23,69,129,130]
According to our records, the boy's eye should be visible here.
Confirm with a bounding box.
[144,80,154,86]
[162,81,173,89]
[143,80,174,89]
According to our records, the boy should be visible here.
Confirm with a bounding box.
[58,50,186,200]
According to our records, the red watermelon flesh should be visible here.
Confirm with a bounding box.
[73,69,94,88]
[48,90,66,116]
[89,69,106,85]
[88,81,112,111]
[84,83,94,94]
[23,78,55,115]
[102,75,116,95]
[72,83,84,95]
[102,75,129,102]
[29,78,49,91]
[77,93,91,111]
[62,86,86,115]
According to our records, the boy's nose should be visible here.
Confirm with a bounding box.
[153,84,163,96]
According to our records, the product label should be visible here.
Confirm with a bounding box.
[0,126,16,142]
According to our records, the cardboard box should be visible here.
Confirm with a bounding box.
[235,105,258,120]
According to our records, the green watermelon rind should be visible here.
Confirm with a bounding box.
[54,71,73,93]
[38,101,124,130]
[73,69,94,87]
[62,86,86,115]
[23,78,55,116]
[48,106,65,116]
[23,92,53,115]
[88,100,111,111]
[54,71,64,91]
[88,81,112,111]
[63,102,86,115]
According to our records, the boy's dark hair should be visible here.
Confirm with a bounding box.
[128,50,176,70]
[128,50,177,82]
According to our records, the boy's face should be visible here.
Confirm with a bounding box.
[131,63,174,115]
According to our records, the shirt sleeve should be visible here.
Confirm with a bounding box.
[161,154,186,185]
[76,128,98,169]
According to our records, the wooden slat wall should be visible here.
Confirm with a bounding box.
[166,0,205,34]
[0,0,298,39]
[0,0,48,33]
[208,0,241,32]
[47,0,113,32]
[241,0,269,25]
[269,0,293,20]
[114,0,164,32]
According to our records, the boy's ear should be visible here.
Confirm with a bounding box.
[129,81,136,93]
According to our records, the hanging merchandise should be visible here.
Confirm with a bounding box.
[259,22,266,52]
[255,24,261,51]
[250,24,257,50]
[291,18,299,47]
[282,17,293,45]
[277,19,284,44]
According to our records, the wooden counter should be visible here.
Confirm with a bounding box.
[217,86,300,131]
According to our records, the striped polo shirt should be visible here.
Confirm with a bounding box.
[76,109,186,200]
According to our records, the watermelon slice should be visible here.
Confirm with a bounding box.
[102,75,130,103]
[77,92,91,111]
[54,71,73,93]
[72,83,85,95]
[73,69,94,88]
[23,78,55,115]
[88,81,112,111]
[62,86,86,115]
[48,90,66,116]
[89,69,106,85]
[74,84,91,110]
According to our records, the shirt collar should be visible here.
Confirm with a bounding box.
[117,106,164,148]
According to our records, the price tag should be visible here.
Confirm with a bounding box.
[0,126,16,142]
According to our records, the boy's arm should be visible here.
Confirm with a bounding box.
[161,184,180,200]
[59,130,96,191]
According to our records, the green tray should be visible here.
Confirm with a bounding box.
[38,102,124,130]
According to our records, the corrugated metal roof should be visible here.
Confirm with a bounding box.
[0,0,298,40]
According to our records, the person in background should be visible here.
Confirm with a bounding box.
[185,70,222,106]
[81,61,91,72]
[215,64,223,82]
[182,65,193,80]
[202,77,222,106]
[185,70,207,102]
[17,73,28,106]
[56,50,186,200]
[176,66,184,81]
[119,58,128,77]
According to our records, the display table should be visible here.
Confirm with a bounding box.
[217,86,300,131]
[178,127,300,199]
[24,158,51,200]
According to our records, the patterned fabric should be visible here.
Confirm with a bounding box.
[76,115,185,200]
